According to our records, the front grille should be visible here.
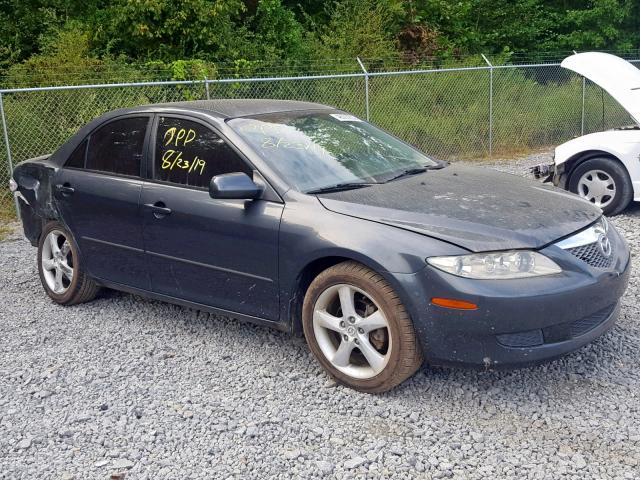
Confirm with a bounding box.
[567,242,613,269]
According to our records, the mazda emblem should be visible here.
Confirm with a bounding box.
[598,233,612,258]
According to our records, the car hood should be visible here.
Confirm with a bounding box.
[317,165,601,252]
[561,52,640,125]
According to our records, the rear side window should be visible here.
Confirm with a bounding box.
[154,116,251,188]
[86,117,149,176]
[66,139,87,168]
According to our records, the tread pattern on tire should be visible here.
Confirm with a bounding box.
[303,261,423,393]
[68,264,100,305]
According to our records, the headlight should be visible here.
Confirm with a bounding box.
[427,251,562,279]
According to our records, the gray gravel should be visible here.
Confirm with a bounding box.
[1,151,640,479]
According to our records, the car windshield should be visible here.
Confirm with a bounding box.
[227,112,438,192]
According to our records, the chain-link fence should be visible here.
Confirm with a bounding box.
[1,57,638,217]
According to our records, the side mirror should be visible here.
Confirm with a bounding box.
[209,172,262,200]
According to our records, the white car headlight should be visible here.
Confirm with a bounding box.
[427,251,562,279]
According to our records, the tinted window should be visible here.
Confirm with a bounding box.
[155,117,251,188]
[86,117,148,176]
[66,139,87,168]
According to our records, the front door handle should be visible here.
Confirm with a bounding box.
[144,202,172,218]
[55,184,75,196]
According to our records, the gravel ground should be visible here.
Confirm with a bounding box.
[1,151,639,480]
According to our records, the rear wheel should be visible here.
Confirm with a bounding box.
[37,221,100,305]
[302,261,423,393]
[568,157,632,216]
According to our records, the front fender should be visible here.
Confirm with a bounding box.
[554,131,640,197]
[277,194,468,327]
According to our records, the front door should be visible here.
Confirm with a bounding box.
[141,115,283,321]
[55,115,151,289]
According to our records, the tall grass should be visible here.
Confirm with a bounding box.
[0,196,15,239]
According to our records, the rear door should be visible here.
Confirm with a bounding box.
[55,115,151,289]
[140,115,283,321]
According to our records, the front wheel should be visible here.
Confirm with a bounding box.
[302,261,423,393]
[568,157,633,216]
[37,221,100,305]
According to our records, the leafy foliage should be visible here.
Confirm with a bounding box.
[1,0,638,79]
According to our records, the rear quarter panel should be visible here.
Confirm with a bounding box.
[12,158,61,245]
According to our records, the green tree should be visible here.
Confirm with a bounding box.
[90,0,249,62]
[310,0,404,60]
[548,0,638,51]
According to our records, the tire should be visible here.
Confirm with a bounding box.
[302,261,423,393]
[568,157,633,216]
[37,221,100,305]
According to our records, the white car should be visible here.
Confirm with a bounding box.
[534,52,640,215]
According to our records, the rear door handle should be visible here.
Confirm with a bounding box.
[144,202,172,218]
[55,184,75,196]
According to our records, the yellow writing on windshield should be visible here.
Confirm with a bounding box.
[261,137,310,150]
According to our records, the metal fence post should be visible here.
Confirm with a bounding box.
[573,51,585,136]
[581,77,586,136]
[356,57,370,121]
[481,54,493,157]
[0,92,18,214]
[204,77,210,100]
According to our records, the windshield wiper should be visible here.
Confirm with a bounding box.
[306,182,373,194]
[384,167,428,183]
[383,163,446,183]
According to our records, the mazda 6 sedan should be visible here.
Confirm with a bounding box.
[11,100,630,392]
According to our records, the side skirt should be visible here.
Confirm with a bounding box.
[94,277,290,333]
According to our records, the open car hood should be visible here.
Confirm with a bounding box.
[561,52,640,125]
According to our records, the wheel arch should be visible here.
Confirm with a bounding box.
[288,254,405,335]
[560,150,630,191]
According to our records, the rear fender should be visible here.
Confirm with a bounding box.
[13,160,60,245]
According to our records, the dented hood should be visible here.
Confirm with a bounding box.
[561,52,640,125]
[317,165,601,252]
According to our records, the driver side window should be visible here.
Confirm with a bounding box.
[154,117,252,189]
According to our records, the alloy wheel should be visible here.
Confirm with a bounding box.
[41,230,74,294]
[312,283,391,379]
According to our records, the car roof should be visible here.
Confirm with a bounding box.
[132,99,335,118]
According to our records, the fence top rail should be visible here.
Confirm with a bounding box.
[2,58,639,94]
[0,71,366,94]
[366,61,581,78]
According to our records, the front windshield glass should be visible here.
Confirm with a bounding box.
[227,112,438,192]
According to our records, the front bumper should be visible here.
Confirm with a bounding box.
[532,162,570,190]
[395,223,631,368]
